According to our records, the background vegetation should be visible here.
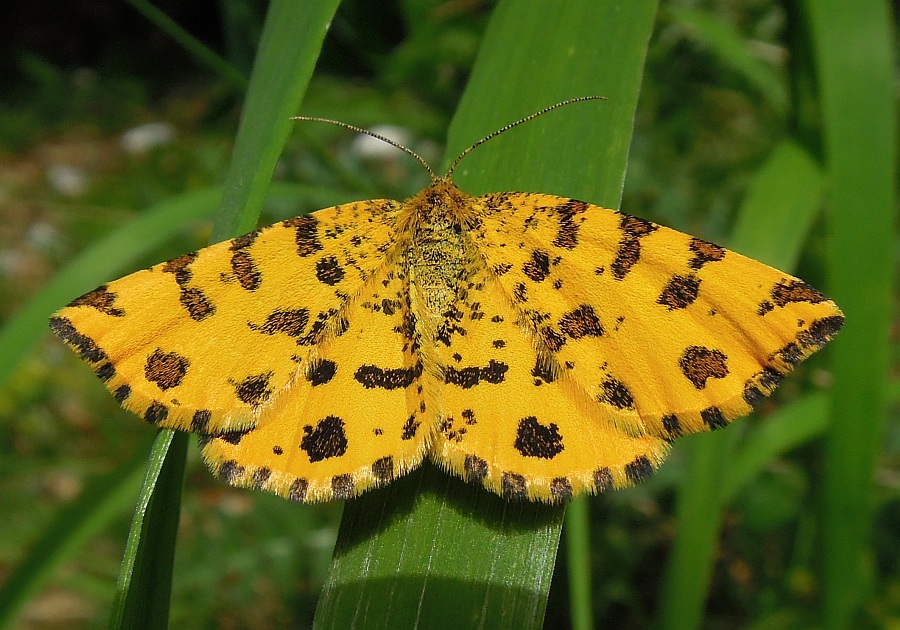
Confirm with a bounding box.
[0,1,895,628]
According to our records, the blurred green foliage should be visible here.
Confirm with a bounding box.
[0,1,895,628]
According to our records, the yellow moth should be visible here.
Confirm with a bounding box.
[51,98,843,503]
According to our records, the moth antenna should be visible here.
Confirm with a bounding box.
[445,96,607,178]
[291,116,437,179]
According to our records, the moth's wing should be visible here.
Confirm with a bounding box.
[470,192,843,441]
[51,199,402,434]
[200,261,436,502]
[428,262,670,502]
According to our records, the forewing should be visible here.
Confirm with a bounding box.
[200,262,435,502]
[470,192,843,440]
[50,199,402,434]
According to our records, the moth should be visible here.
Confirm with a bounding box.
[51,98,843,503]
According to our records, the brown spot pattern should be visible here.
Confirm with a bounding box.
[144,348,190,391]
[679,346,729,389]
[611,214,658,280]
[558,305,604,339]
[67,285,124,317]
[444,359,509,389]
[233,372,274,406]
[688,238,726,269]
[658,274,700,310]
[596,376,635,410]
[523,249,551,282]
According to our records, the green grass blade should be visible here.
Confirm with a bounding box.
[0,446,148,630]
[658,139,825,630]
[123,0,248,90]
[666,6,787,114]
[109,431,187,630]
[213,0,341,241]
[314,2,658,628]
[564,497,594,630]
[108,2,340,627]
[805,2,896,627]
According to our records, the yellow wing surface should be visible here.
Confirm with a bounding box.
[51,199,402,435]
[468,192,843,444]
[51,182,843,503]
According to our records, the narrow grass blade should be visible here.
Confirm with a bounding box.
[658,139,824,630]
[666,5,787,114]
[805,2,896,627]
[108,1,340,627]
[314,2,658,628]
[109,431,187,630]
[123,0,248,90]
[564,497,594,630]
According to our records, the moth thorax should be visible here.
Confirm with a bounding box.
[406,213,468,317]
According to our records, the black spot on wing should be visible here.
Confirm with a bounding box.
[502,472,528,500]
[552,200,588,249]
[770,279,829,308]
[331,474,354,500]
[283,215,321,257]
[523,249,551,282]
[354,363,421,390]
[232,372,274,406]
[372,456,394,482]
[401,414,421,440]
[464,454,488,481]
[114,385,131,403]
[742,367,784,408]
[558,305,604,339]
[596,376,635,410]
[550,477,573,501]
[662,414,682,438]
[301,415,348,462]
[611,214,658,280]
[514,416,564,459]
[624,456,654,484]
[688,238,726,269]
[443,360,509,389]
[190,409,212,433]
[316,255,345,286]
[250,308,309,337]
[701,406,728,429]
[218,460,244,484]
[230,250,261,291]
[308,358,337,386]
[251,467,272,489]
[594,467,613,492]
[144,401,169,424]
[95,362,115,382]
[289,478,309,502]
